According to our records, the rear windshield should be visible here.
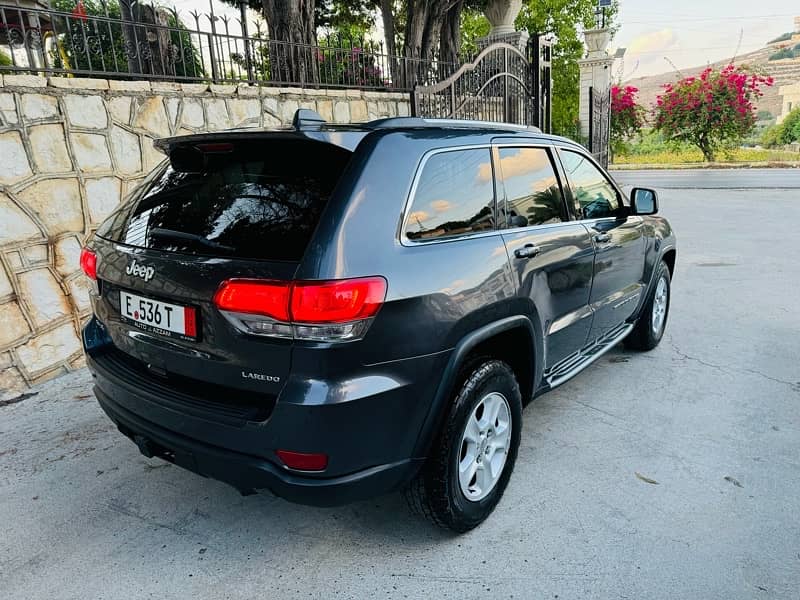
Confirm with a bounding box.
[96,139,352,261]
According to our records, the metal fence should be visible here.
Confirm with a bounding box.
[0,0,459,90]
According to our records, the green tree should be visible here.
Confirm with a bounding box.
[762,107,800,146]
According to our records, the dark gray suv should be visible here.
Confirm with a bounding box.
[81,111,676,532]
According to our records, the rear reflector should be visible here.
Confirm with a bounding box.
[276,450,328,471]
[80,247,97,280]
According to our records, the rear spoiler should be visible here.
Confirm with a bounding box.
[154,109,369,155]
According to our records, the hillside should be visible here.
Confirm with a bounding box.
[625,45,800,119]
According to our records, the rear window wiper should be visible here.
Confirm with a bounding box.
[149,228,236,252]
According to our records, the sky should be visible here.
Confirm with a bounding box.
[169,0,798,81]
[613,0,798,78]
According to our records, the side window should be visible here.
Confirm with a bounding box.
[560,150,620,220]
[497,147,565,228]
[405,148,496,241]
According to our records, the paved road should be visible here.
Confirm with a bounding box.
[612,167,800,189]
[2,170,799,599]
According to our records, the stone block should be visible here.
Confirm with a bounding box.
[315,99,334,122]
[0,92,18,125]
[18,179,83,236]
[17,268,70,327]
[278,87,304,96]
[5,74,47,88]
[263,97,279,118]
[108,96,132,124]
[15,322,81,375]
[6,251,23,270]
[63,94,107,129]
[72,132,112,172]
[49,77,108,90]
[67,275,91,313]
[0,131,33,183]
[179,83,209,95]
[210,84,237,96]
[0,351,11,370]
[204,98,231,130]
[0,301,30,348]
[227,98,261,127]
[108,80,151,93]
[28,124,73,173]
[345,89,363,99]
[237,84,261,97]
[333,100,350,124]
[0,193,41,244]
[181,98,204,129]
[397,101,410,117]
[0,264,12,297]
[22,243,48,265]
[350,99,369,122]
[165,97,180,131]
[298,100,316,112]
[133,96,169,137]
[54,236,82,277]
[0,366,27,399]
[21,94,59,120]
[141,139,166,171]
[85,177,121,224]
[151,81,182,94]
[280,99,299,123]
[110,126,142,175]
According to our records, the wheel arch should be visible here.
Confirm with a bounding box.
[411,314,542,458]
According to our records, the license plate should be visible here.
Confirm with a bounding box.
[119,290,198,340]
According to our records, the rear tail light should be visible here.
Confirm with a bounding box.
[80,247,97,280]
[213,277,387,342]
[276,450,328,471]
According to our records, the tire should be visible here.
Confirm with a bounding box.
[625,260,671,351]
[404,359,522,533]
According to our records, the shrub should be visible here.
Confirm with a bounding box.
[653,65,773,161]
[610,85,645,154]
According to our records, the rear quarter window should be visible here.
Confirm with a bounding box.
[404,148,496,242]
[96,139,352,262]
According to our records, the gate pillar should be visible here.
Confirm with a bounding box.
[578,28,614,141]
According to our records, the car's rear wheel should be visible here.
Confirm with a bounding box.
[404,359,522,532]
[625,260,671,351]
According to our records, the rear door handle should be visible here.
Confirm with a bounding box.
[514,244,541,259]
[593,233,612,244]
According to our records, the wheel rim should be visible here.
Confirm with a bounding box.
[457,391,512,502]
[651,275,669,336]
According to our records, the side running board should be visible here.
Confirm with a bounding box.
[545,323,635,389]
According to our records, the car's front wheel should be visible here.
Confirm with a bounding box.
[625,260,671,351]
[405,359,522,532]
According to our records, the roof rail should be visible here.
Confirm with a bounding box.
[365,116,542,133]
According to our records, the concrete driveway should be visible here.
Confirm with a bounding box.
[2,170,799,599]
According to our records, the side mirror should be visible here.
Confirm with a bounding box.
[631,188,659,215]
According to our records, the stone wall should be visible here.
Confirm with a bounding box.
[0,74,411,398]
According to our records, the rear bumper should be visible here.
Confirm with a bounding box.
[83,317,443,506]
[95,387,421,506]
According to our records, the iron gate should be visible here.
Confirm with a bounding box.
[588,85,611,168]
[411,36,552,132]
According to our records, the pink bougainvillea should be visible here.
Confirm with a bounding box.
[653,65,773,161]
[611,85,645,145]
